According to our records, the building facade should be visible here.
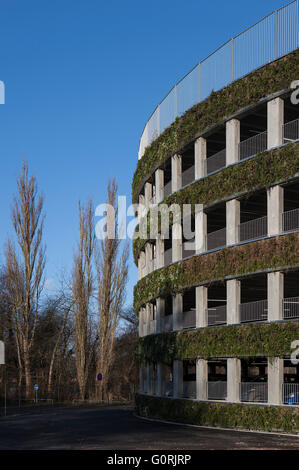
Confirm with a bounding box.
[133,2,299,432]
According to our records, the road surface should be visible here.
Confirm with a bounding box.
[0,405,298,450]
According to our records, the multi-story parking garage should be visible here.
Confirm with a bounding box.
[134,1,299,432]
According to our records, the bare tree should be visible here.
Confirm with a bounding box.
[5,162,45,397]
[71,200,95,400]
[96,180,128,401]
[46,296,73,396]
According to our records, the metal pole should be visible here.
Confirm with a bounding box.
[274,10,278,60]
[4,382,6,417]
[3,365,7,417]
[231,38,234,82]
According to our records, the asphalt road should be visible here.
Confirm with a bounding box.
[0,405,298,450]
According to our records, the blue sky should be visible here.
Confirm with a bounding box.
[0,0,289,306]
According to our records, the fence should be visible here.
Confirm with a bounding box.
[0,380,135,416]
[180,309,196,329]
[182,381,196,399]
[206,305,227,326]
[282,208,299,233]
[163,180,172,198]
[239,299,268,323]
[283,297,299,319]
[205,149,226,175]
[162,381,173,397]
[240,382,268,402]
[239,216,268,242]
[207,381,227,400]
[161,315,173,333]
[282,383,299,404]
[283,118,299,142]
[138,1,299,159]
[182,166,195,187]
[238,131,268,161]
[206,228,226,251]
[164,248,172,266]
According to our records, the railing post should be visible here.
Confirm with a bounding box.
[231,38,234,81]
[174,85,178,119]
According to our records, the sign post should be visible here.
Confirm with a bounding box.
[96,373,103,403]
[0,341,4,365]
[0,341,6,417]
[34,384,39,404]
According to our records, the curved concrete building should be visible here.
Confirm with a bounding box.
[133,1,299,432]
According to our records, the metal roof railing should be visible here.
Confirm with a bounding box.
[138,0,299,160]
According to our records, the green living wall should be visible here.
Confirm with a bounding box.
[133,49,299,203]
[136,394,299,434]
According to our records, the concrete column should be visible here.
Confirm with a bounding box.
[196,359,208,400]
[173,294,183,331]
[268,357,284,405]
[156,235,164,269]
[171,154,182,193]
[226,199,240,245]
[155,168,164,204]
[195,206,207,254]
[156,298,165,334]
[173,360,183,399]
[196,286,208,328]
[144,182,152,208]
[226,119,240,166]
[145,242,153,274]
[267,97,284,149]
[157,363,163,396]
[138,194,146,225]
[172,222,182,262]
[195,137,207,179]
[227,279,240,325]
[138,309,143,337]
[268,271,284,321]
[227,358,241,403]
[138,256,142,281]
[144,304,150,336]
[139,251,146,279]
[137,194,146,224]
[267,185,284,236]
